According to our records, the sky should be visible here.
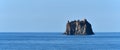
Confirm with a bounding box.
[0,0,120,32]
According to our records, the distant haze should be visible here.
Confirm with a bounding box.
[0,0,120,32]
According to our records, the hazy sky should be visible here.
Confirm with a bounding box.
[0,0,120,32]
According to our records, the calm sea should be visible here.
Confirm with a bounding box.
[0,32,120,50]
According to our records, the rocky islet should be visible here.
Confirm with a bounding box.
[64,19,94,35]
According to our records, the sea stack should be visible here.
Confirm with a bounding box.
[64,19,94,35]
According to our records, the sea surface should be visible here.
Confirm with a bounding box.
[0,32,120,50]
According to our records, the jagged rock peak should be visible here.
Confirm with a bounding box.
[64,19,94,35]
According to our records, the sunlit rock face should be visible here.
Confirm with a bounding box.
[64,19,94,35]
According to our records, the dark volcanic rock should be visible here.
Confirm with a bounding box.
[64,19,94,35]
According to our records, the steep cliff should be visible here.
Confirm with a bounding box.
[64,19,94,35]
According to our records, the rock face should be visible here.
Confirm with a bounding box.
[64,19,94,35]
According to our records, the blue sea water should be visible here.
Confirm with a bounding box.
[0,32,120,50]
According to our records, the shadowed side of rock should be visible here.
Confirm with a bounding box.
[64,19,94,35]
